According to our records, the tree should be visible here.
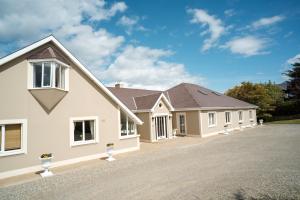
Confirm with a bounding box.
[225,82,284,119]
[285,62,300,100]
[264,80,285,106]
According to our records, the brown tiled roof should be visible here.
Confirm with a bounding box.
[166,83,257,109]
[108,87,161,110]
[108,83,256,111]
[134,93,162,110]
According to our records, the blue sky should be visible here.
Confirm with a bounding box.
[0,0,300,92]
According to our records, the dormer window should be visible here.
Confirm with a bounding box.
[28,60,69,91]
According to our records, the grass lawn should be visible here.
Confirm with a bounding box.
[268,119,300,124]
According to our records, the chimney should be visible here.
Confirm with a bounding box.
[115,82,124,88]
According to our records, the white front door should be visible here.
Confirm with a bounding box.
[154,115,168,139]
[177,113,187,135]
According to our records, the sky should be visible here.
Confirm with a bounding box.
[0,0,300,92]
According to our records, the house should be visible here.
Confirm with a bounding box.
[0,36,143,179]
[109,83,257,141]
[0,35,258,179]
[108,84,174,142]
[167,83,257,137]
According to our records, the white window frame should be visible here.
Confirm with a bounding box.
[118,109,137,139]
[28,59,69,91]
[225,111,232,124]
[208,112,217,127]
[249,110,254,121]
[70,116,99,147]
[0,119,27,157]
[238,111,243,122]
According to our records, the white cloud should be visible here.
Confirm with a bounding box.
[79,1,127,21]
[0,0,126,69]
[117,15,147,35]
[118,16,138,27]
[101,45,203,90]
[224,9,235,17]
[223,36,269,56]
[56,25,124,68]
[252,15,285,29]
[287,54,300,64]
[0,0,199,90]
[187,8,225,51]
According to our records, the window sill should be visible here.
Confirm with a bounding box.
[208,125,216,128]
[0,149,26,157]
[71,140,98,147]
[28,87,67,92]
[120,134,140,140]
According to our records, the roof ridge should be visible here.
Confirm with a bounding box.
[190,83,256,107]
[132,97,137,110]
[182,83,202,107]
[134,91,162,99]
[107,86,161,92]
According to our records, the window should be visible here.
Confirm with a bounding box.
[208,112,216,127]
[0,119,27,157]
[249,110,253,121]
[238,111,243,122]
[31,61,67,90]
[120,111,135,137]
[179,114,186,134]
[70,117,98,146]
[225,112,231,124]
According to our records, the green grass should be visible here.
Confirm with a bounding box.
[268,119,300,124]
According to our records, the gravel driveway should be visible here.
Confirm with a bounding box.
[1,124,300,200]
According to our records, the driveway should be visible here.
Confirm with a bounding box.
[1,125,300,200]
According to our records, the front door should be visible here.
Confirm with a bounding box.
[177,113,187,135]
[154,115,168,139]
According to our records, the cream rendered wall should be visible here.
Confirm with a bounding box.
[186,111,200,135]
[172,111,201,136]
[0,49,139,173]
[200,109,257,137]
[136,112,151,141]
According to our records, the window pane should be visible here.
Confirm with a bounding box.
[209,113,215,125]
[128,118,135,135]
[179,115,185,133]
[85,120,95,140]
[5,124,21,151]
[74,121,83,141]
[61,68,65,89]
[33,63,42,87]
[225,112,230,123]
[43,62,51,86]
[121,112,127,136]
[55,64,61,88]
